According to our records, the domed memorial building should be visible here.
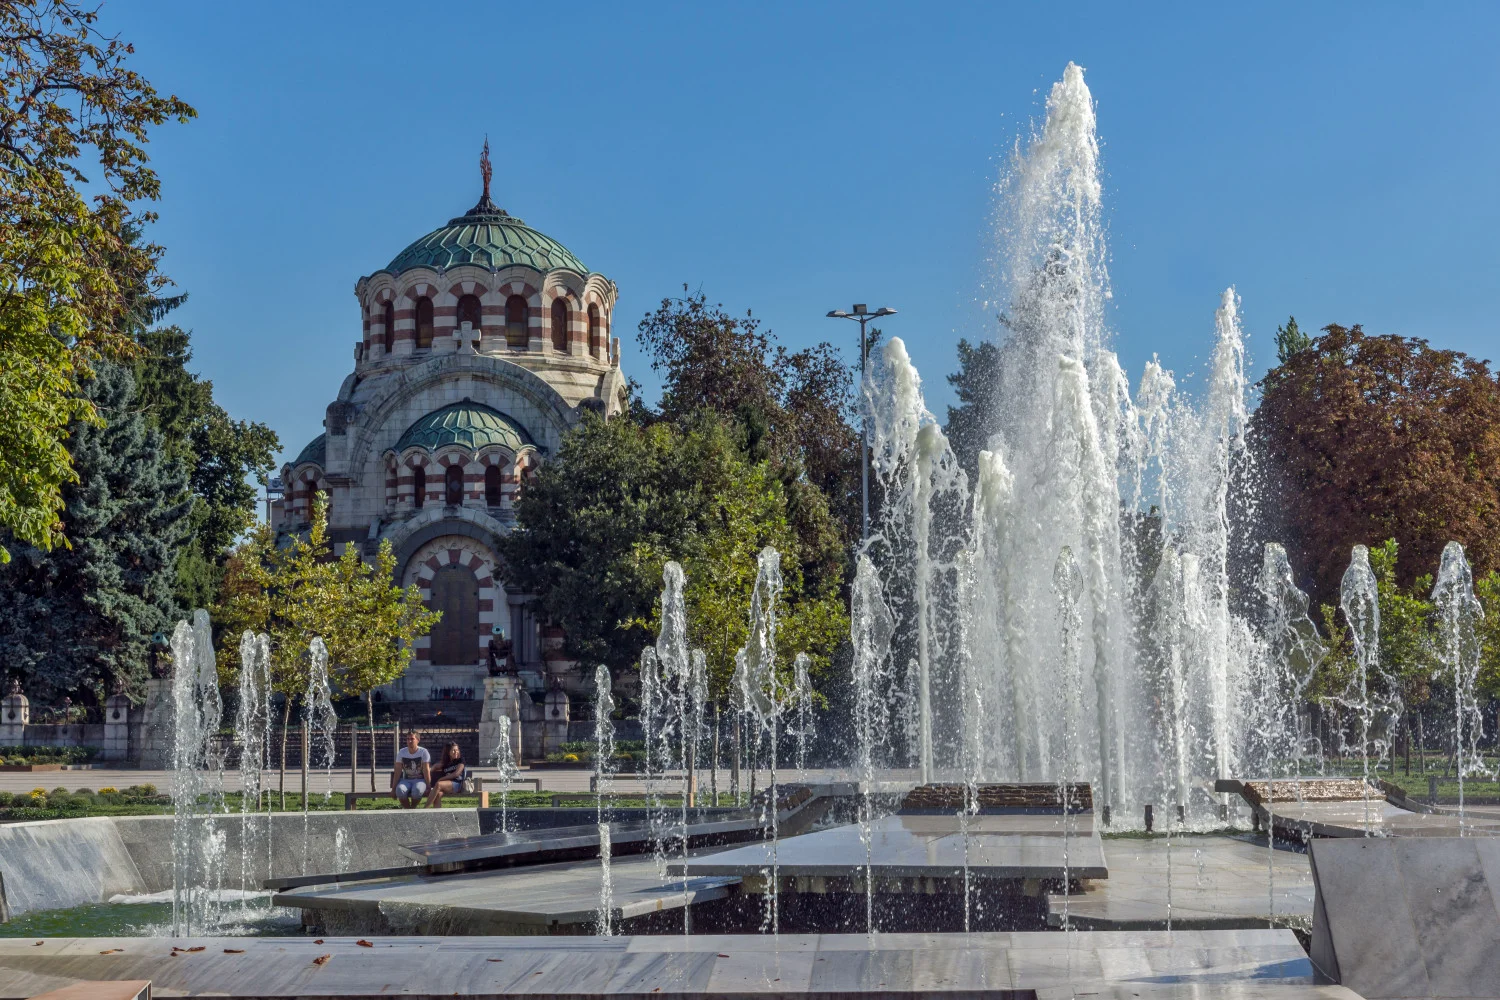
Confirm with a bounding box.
[272,146,624,736]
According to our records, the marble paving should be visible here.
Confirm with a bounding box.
[274,853,739,934]
[674,813,1107,883]
[0,928,1319,998]
[1045,835,1314,929]
[1310,836,1500,999]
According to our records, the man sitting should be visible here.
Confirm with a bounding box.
[391,730,431,808]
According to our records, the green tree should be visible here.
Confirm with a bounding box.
[499,413,739,676]
[0,3,194,560]
[0,361,189,702]
[327,538,440,790]
[944,337,1003,482]
[1274,316,1313,364]
[637,457,848,699]
[215,494,342,801]
[637,289,861,551]
[130,324,279,606]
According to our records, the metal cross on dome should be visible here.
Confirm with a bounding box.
[480,137,493,201]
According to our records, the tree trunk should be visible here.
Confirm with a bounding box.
[730,713,741,802]
[278,697,293,812]
[1417,711,1426,776]
[366,690,378,793]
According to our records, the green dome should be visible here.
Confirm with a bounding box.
[292,433,325,468]
[395,400,536,454]
[384,195,586,274]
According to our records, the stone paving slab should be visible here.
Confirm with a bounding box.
[1045,835,1314,929]
[0,929,1316,998]
[273,853,738,933]
[674,814,1107,882]
[1310,836,1500,999]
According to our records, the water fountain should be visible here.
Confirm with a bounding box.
[593,662,616,935]
[301,638,338,872]
[234,631,273,914]
[738,547,785,935]
[1432,541,1485,829]
[1338,545,1390,833]
[170,609,226,936]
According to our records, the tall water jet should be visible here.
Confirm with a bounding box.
[170,610,226,937]
[234,631,272,910]
[1339,545,1392,833]
[791,653,813,775]
[653,562,690,889]
[850,554,894,937]
[865,336,969,781]
[739,547,785,935]
[492,715,517,834]
[1432,541,1485,829]
[593,662,616,935]
[1053,546,1084,930]
[1257,543,1327,776]
[302,638,338,872]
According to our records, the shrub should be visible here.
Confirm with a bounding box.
[0,792,12,807]
[98,786,118,794]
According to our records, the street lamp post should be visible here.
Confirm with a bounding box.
[826,304,896,543]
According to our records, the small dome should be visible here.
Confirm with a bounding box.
[384,196,586,275]
[292,433,326,468]
[395,400,536,454]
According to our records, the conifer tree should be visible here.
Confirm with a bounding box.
[0,362,189,702]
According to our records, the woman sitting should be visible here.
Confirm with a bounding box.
[426,742,468,807]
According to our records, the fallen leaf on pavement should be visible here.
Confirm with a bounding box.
[224,949,245,954]
[356,939,373,947]
[313,954,331,966]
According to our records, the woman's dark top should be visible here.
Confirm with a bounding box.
[435,758,466,784]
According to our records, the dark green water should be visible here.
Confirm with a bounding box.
[0,902,303,938]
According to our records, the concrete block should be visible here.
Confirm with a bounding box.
[1310,836,1500,998]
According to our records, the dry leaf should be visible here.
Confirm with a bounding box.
[717,953,729,958]
[313,939,324,944]
[186,946,206,953]
[313,954,332,966]
[32,942,42,947]
[224,949,245,954]
[487,958,503,962]
[356,939,373,948]
[99,949,121,955]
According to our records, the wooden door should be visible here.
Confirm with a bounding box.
[427,565,478,665]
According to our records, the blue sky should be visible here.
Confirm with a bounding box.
[109,2,1500,468]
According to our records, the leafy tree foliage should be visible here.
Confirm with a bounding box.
[1252,324,1500,606]
[637,289,861,548]
[501,413,847,689]
[130,324,278,606]
[0,2,194,559]
[1273,316,1313,365]
[0,361,189,702]
[215,495,437,794]
[944,337,1003,482]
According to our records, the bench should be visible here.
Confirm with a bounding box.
[342,775,542,810]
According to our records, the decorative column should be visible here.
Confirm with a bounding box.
[101,690,133,761]
[0,680,29,745]
[477,675,523,767]
[543,681,570,757]
[136,676,173,768]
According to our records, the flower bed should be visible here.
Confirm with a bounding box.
[0,745,98,770]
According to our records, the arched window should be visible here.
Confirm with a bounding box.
[412,465,426,509]
[445,464,464,506]
[588,305,601,359]
[382,301,395,355]
[484,464,503,507]
[505,295,529,349]
[457,294,482,332]
[414,296,434,349]
[551,298,569,353]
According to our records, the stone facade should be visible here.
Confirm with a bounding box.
[272,151,625,738]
